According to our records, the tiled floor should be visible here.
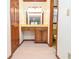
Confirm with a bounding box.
[11,41,57,59]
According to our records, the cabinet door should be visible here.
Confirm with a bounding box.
[42,30,48,43]
[35,30,42,42]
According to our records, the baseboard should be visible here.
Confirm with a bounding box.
[8,54,13,59]
[35,42,47,44]
[23,39,35,41]
[23,40,48,44]
[48,43,53,47]
[12,40,24,54]
[56,54,60,59]
[8,40,24,59]
[19,40,24,45]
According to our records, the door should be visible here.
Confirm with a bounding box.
[10,0,19,53]
[35,28,48,43]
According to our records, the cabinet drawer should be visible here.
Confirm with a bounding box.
[29,27,35,31]
[36,27,48,31]
[21,27,36,31]
[21,27,29,31]
[42,27,48,30]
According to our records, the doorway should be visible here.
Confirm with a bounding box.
[52,0,58,48]
[10,0,58,59]
[50,0,58,57]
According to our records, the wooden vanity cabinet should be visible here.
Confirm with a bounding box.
[35,27,48,43]
[42,30,48,43]
[35,30,42,42]
[21,27,48,43]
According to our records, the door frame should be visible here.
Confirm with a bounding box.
[50,0,59,58]
[10,0,19,54]
[56,0,59,58]
[49,0,54,47]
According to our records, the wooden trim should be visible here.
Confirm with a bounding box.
[10,0,19,54]
[19,40,25,46]
[50,0,59,59]
[23,39,48,44]
[56,0,60,59]
[14,40,24,54]
[49,0,54,47]
[35,42,48,44]
[23,39,35,41]
[8,54,12,59]
[8,40,24,59]
[56,54,60,59]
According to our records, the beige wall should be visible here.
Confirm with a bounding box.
[20,2,50,25]
[19,0,50,25]
[19,0,50,42]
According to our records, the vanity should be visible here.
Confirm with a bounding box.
[21,25,48,43]
[21,7,48,43]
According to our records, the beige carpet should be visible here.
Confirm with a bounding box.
[11,41,57,59]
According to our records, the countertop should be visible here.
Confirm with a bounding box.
[20,24,48,27]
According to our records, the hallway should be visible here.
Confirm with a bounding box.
[11,41,57,59]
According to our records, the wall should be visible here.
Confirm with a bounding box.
[19,0,50,41]
[7,0,11,58]
[20,2,50,25]
[0,0,8,58]
[57,0,71,59]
